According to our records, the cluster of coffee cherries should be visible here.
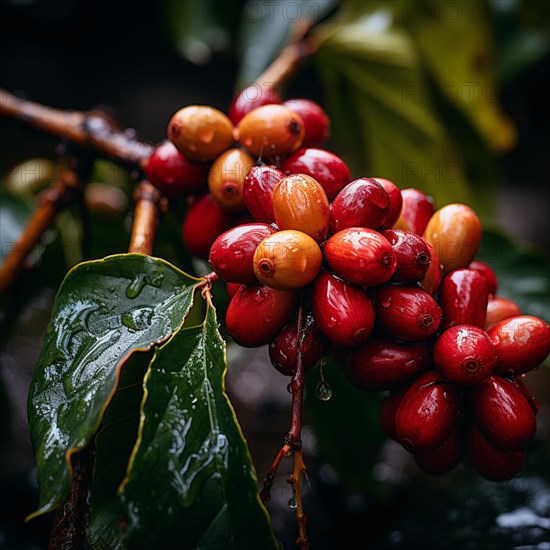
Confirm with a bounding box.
[143,85,550,482]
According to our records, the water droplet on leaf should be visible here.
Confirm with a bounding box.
[126,275,146,299]
[121,306,154,331]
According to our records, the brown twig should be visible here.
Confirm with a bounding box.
[128,181,165,255]
[0,155,93,295]
[254,19,318,92]
[48,446,94,550]
[0,88,153,166]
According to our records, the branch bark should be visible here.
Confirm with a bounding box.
[128,181,164,255]
[0,89,153,166]
[0,155,93,296]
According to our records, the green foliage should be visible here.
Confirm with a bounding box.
[27,255,277,547]
[121,302,277,549]
[27,255,201,517]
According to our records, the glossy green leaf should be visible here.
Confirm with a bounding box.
[87,350,154,549]
[28,254,201,517]
[120,301,278,549]
[313,4,476,208]
[305,361,387,492]
[237,0,337,87]
[402,0,517,153]
[478,228,550,324]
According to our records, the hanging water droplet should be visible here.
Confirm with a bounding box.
[288,498,298,509]
[126,274,146,299]
[316,380,333,401]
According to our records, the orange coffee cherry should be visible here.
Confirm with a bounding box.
[207,148,255,211]
[167,105,234,161]
[237,104,304,158]
[272,174,330,242]
[423,203,482,272]
[253,230,322,290]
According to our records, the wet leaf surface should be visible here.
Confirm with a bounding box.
[120,301,278,549]
[28,254,201,516]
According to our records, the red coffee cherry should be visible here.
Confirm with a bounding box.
[468,260,498,296]
[372,177,403,229]
[438,268,489,331]
[419,241,443,295]
[395,371,460,452]
[181,193,237,259]
[168,105,234,161]
[282,148,352,201]
[269,320,324,376]
[394,188,434,235]
[207,148,255,211]
[345,336,431,391]
[423,203,482,272]
[484,296,522,330]
[226,282,242,300]
[311,270,374,347]
[283,98,330,148]
[272,174,330,242]
[513,377,540,416]
[370,285,442,342]
[413,428,462,476]
[381,229,431,282]
[144,140,209,198]
[229,84,281,125]
[433,325,496,386]
[237,104,304,158]
[380,389,407,440]
[225,284,299,347]
[330,178,390,232]
[253,230,322,290]
[468,375,537,452]
[488,315,550,375]
[209,223,276,284]
[242,165,285,223]
[465,422,525,481]
[324,228,396,287]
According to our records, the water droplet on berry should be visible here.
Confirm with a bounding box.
[382,298,391,308]
[288,498,298,509]
[234,250,244,259]
[316,381,333,401]
[197,127,214,143]
[254,291,265,302]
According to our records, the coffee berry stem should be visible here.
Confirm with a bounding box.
[198,271,220,301]
[288,448,309,549]
[260,301,310,547]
